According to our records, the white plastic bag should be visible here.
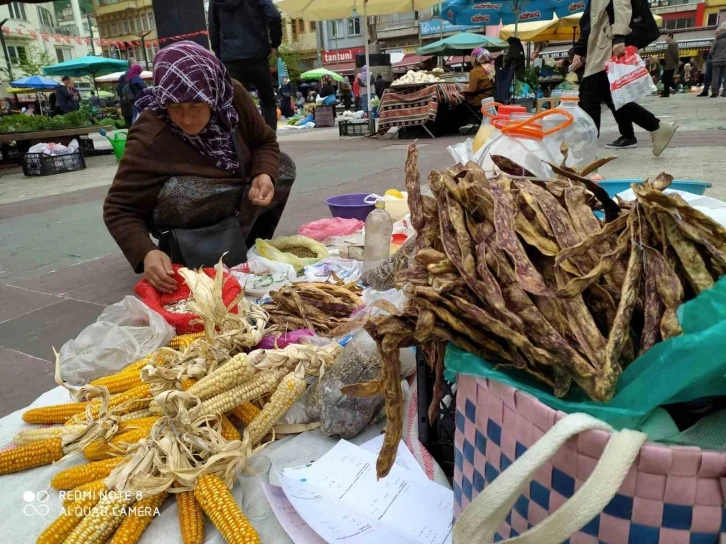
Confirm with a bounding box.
[606,47,657,110]
[364,192,410,221]
[58,296,175,385]
[231,253,296,299]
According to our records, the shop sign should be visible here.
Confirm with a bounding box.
[322,48,365,64]
[419,19,480,36]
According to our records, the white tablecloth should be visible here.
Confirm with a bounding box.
[1,378,448,543]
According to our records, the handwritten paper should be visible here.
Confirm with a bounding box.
[282,440,453,544]
[261,480,326,544]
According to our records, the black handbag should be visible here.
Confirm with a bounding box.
[158,214,248,269]
[156,135,249,269]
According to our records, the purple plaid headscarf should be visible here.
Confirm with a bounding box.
[135,41,240,171]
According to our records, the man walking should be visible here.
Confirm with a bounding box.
[209,0,282,130]
[571,0,677,156]
[661,33,680,97]
[708,23,726,97]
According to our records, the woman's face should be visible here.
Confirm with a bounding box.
[167,102,212,136]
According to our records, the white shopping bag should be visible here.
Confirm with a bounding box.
[605,46,657,110]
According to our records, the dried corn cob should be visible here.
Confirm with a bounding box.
[62,479,108,508]
[23,403,89,424]
[37,481,105,544]
[194,473,260,544]
[243,372,307,446]
[109,491,167,544]
[201,369,287,417]
[219,415,240,441]
[65,384,153,426]
[169,332,205,350]
[13,425,85,446]
[51,457,126,490]
[229,402,261,427]
[186,353,255,401]
[64,490,134,544]
[90,370,143,395]
[180,378,197,391]
[0,437,64,475]
[176,489,205,544]
[83,418,158,461]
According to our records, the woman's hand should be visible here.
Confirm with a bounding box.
[249,174,275,206]
[143,249,177,294]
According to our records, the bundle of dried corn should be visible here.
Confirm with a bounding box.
[263,282,364,336]
[347,144,726,478]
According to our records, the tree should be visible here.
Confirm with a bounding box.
[53,0,94,17]
[19,47,56,77]
[275,44,303,88]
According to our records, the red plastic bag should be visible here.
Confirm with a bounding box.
[135,264,243,334]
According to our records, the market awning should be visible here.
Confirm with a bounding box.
[393,54,431,72]
[641,30,714,57]
[324,62,356,75]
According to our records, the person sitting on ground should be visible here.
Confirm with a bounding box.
[466,48,495,107]
[88,91,102,111]
[103,41,294,294]
[318,75,337,117]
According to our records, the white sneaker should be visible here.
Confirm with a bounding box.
[651,122,678,157]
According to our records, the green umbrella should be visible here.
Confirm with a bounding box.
[42,56,131,90]
[417,32,509,56]
[300,67,345,83]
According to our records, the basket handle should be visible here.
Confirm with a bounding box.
[501,108,574,137]
[453,412,647,544]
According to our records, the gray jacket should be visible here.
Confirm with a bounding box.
[710,33,726,65]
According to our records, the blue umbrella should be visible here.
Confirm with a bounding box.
[442,0,585,27]
[10,75,59,89]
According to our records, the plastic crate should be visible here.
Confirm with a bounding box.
[22,148,86,177]
[0,143,21,164]
[78,134,113,157]
[417,347,455,478]
[338,120,368,137]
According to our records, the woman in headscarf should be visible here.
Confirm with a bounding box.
[278,76,294,118]
[120,61,147,126]
[104,41,295,293]
[467,48,495,107]
[295,91,305,113]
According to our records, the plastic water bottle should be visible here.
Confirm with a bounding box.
[363,202,393,274]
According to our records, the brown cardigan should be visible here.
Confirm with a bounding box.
[103,82,280,273]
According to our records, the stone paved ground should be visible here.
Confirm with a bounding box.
[0,91,723,416]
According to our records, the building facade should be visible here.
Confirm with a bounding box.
[0,1,91,95]
[319,17,365,75]
[93,0,159,67]
[281,16,321,70]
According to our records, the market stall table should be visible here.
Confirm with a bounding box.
[377,82,467,138]
[0,125,113,145]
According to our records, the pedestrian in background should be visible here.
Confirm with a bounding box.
[120,62,147,126]
[572,0,676,155]
[339,76,353,110]
[661,32,680,97]
[55,76,79,114]
[709,23,726,97]
[353,75,361,111]
[209,0,282,131]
